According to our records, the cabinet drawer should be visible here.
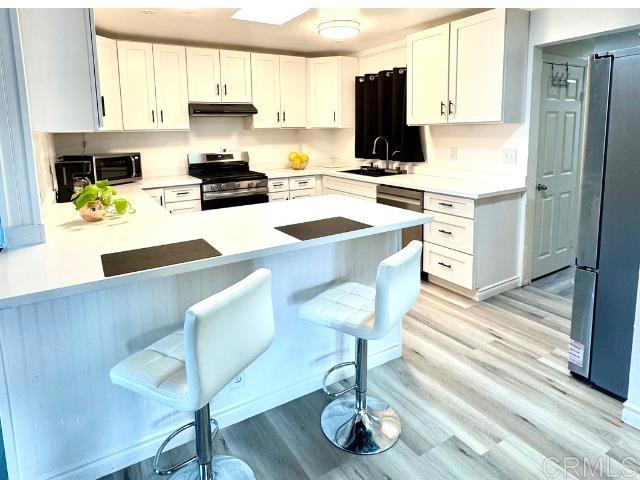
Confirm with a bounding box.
[290,176,316,191]
[164,185,200,203]
[424,193,475,219]
[323,188,375,202]
[323,176,376,199]
[423,242,474,290]
[268,178,290,192]
[269,191,289,201]
[290,188,315,199]
[424,210,475,255]
[165,199,201,214]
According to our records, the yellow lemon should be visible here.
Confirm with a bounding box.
[292,157,302,169]
[298,153,309,162]
[288,152,299,162]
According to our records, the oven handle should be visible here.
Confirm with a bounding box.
[203,188,269,200]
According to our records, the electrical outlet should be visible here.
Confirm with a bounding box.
[502,148,517,165]
[229,372,245,390]
[449,147,458,161]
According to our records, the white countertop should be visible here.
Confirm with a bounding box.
[138,175,202,189]
[0,185,431,308]
[259,166,526,199]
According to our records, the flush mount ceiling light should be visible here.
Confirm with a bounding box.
[318,19,360,40]
[231,7,309,25]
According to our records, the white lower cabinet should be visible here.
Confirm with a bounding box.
[422,192,521,300]
[290,189,315,200]
[322,176,377,201]
[143,185,201,214]
[269,191,289,202]
[268,175,318,201]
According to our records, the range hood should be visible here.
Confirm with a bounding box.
[189,103,258,117]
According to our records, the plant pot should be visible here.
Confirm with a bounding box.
[79,201,107,222]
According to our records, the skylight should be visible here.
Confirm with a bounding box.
[230,7,309,26]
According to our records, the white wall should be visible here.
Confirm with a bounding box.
[54,118,348,179]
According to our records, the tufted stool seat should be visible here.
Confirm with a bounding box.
[111,269,275,480]
[299,241,423,455]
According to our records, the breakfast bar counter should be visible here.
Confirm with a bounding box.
[0,189,430,480]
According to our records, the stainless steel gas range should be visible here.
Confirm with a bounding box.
[187,152,269,210]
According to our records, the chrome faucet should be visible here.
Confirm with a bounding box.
[372,136,390,171]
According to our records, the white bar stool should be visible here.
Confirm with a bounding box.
[110,268,275,480]
[299,240,422,455]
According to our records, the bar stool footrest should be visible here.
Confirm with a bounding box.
[322,361,356,397]
[154,418,219,476]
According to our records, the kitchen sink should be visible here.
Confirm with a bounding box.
[340,167,404,177]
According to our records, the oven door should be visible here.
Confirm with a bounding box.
[202,188,269,210]
[94,155,141,185]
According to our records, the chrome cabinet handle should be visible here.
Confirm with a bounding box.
[440,102,445,116]
[438,229,452,235]
[333,111,336,122]
[224,84,227,95]
[160,110,164,123]
[277,112,280,122]
[101,96,106,117]
[448,101,454,115]
[537,184,548,191]
[151,110,155,123]
[438,202,453,207]
[283,111,286,122]
[216,84,220,96]
[438,261,452,269]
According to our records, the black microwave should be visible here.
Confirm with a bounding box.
[55,153,142,202]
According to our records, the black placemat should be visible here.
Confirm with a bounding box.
[275,216,372,241]
[101,239,221,277]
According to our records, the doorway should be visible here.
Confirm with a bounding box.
[531,54,586,280]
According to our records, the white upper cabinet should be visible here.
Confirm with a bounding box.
[19,9,102,132]
[117,41,157,130]
[219,50,252,103]
[279,55,307,128]
[406,23,450,125]
[406,8,529,125]
[95,35,123,131]
[308,56,357,129]
[153,44,189,130]
[251,53,306,129]
[186,47,221,103]
[251,53,281,128]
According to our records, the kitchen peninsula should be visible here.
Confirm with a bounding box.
[0,189,431,480]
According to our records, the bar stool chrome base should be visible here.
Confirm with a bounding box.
[168,455,256,480]
[320,395,401,455]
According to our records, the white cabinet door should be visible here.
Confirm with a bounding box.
[96,35,123,131]
[308,57,339,128]
[186,47,221,102]
[117,41,157,130]
[406,23,450,125]
[153,44,189,130]
[251,53,280,128]
[279,55,307,128]
[220,50,252,103]
[449,9,506,123]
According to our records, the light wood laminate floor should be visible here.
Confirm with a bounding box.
[101,281,640,480]
[531,266,576,301]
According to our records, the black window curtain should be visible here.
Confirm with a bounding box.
[355,68,425,163]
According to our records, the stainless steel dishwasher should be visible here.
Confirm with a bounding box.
[376,185,423,248]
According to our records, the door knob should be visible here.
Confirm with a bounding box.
[536,183,548,191]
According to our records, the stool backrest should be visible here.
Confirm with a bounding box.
[183,268,275,410]
[375,240,423,337]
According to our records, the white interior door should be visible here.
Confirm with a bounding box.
[153,44,189,130]
[308,57,339,128]
[117,41,157,130]
[532,61,585,279]
[279,55,307,128]
[406,23,450,125]
[251,53,280,128]
[219,50,252,103]
[186,47,221,102]
[96,36,123,131]
[449,9,505,123]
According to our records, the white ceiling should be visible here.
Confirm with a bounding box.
[95,8,475,55]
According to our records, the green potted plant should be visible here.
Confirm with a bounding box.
[71,180,134,222]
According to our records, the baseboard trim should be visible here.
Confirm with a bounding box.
[6,223,45,248]
[51,343,402,480]
[429,275,521,301]
[622,401,640,431]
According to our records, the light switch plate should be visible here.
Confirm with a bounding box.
[502,148,517,165]
[449,147,458,161]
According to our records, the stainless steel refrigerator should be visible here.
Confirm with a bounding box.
[569,47,640,399]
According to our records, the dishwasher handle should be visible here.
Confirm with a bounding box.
[376,192,422,211]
